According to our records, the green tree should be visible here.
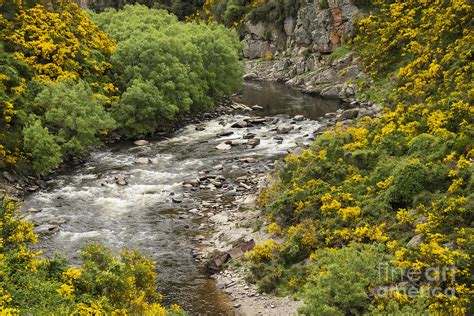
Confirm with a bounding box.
[94,5,242,137]
[35,80,116,157]
[22,118,62,175]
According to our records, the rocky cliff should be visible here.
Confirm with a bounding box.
[243,0,366,100]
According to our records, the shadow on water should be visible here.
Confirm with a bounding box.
[238,80,349,120]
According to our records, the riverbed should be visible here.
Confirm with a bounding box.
[22,81,346,315]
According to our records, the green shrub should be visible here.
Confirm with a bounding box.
[300,244,396,316]
[35,80,116,157]
[94,5,242,137]
[385,159,429,207]
[22,118,62,175]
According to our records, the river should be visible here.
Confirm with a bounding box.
[22,81,346,315]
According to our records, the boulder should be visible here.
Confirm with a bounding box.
[135,157,151,164]
[228,239,256,259]
[216,142,231,150]
[243,133,256,139]
[134,139,149,146]
[247,138,261,147]
[407,234,423,249]
[277,124,294,134]
[243,72,258,80]
[205,251,231,273]
[216,131,234,137]
[183,178,200,187]
[338,108,359,120]
[293,115,305,121]
[34,224,59,235]
[171,196,183,203]
[231,121,248,128]
[251,105,264,110]
[115,175,127,186]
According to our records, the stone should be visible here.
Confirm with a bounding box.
[205,251,231,273]
[228,239,256,259]
[216,131,234,137]
[28,185,39,192]
[135,157,151,164]
[339,108,359,120]
[133,139,149,146]
[115,175,127,186]
[251,105,264,110]
[242,157,257,163]
[209,213,229,224]
[183,178,200,187]
[407,234,423,249]
[247,138,261,147]
[247,117,267,125]
[243,72,258,80]
[277,124,294,134]
[34,224,59,234]
[27,207,42,213]
[230,139,248,146]
[293,115,305,121]
[231,121,248,128]
[243,133,256,139]
[320,85,342,98]
[216,142,231,150]
[195,126,205,131]
[171,196,183,203]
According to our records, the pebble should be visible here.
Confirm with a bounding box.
[134,139,149,146]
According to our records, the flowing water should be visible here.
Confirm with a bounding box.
[22,81,345,315]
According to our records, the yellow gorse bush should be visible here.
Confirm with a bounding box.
[0,195,183,314]
[256,0,473,313]
[0,0,118,170]
[3,1,115,83]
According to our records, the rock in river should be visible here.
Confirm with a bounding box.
[216,131,234,137]
[134,139,149,146]
[115,175,127,186]
[231,121,248,128]
[277,124,294,134]
[216,142,232,150]
[247,138,261,147]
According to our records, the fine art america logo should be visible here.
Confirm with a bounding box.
[375,263,457,298]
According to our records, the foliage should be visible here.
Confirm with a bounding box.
[22,118,62,175]
[2,1,115,83]
[1,1,242,173]
[93,5,242,137]
[253,1,474,314]
[0,42,27,169]
[0,195,184,314]
[300,243,398,315]
[327,45,350,61]
[0,0,117,173]
[190,0,303,33]
[34,80,116,157]
[87,0,204,20]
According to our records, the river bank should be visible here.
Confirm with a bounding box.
[188,83,383,315]
[17,81,382,315]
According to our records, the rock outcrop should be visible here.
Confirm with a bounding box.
[242,0,366,100]
[243,0,361,59]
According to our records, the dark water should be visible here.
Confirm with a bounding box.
[239,80,348,120]
[22,81,344,315]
